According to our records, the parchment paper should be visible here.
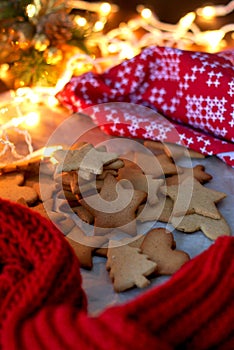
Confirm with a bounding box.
[81,155,234,315]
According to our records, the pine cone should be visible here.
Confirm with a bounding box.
[38,11,73,46]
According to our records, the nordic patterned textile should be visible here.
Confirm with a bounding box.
[57,46,234,167]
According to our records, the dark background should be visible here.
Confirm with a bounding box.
[107,0,234,35]
[104,0,234,47]
[110,0,234,25]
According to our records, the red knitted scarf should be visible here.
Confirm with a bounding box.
[0,197,233,349]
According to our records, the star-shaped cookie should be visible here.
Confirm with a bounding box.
[0,172,38,205]
[171,213,230,240]
[166,164,212,186]
[53,143,119,175]
[163,177,226,219]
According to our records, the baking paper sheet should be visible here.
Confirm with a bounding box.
[81,155,234,315]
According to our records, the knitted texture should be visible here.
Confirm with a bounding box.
[0,198,233,349]
[0,198,87,347]
[57,46,234,167]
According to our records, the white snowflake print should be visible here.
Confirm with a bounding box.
[148,87,166,105]
[142,120,173,141]
[206,71,223,88]
[149,49,181,81]
[185,95,227,137]
[228,78,234,97]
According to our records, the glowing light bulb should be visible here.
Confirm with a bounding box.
[11,117,22,128]
[128,19,139,30]
[197,6,216,19]
[18,80,25,87]
[24,112,40,128]
[119,43,136,59]
[197,30,225,52]
[100,2,111,15]
[75,16,87,27]
[179,12,196,29]
[108,43,118,53]
[141,8,152,19]
[30,95,40,104]
[47,95,59,108]
[26,4,37,18]
[0,64,9,81]
[94,21,105,32]
[15,88,40,104]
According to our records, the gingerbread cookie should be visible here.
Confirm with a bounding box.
[0,153,41,174]
[134,152,180,178]
[104,159,124,170]
[69,171,104,197]
[171,213,231,240]
[31,202,51,220]
[31,199,73,233]
[140,228,190,275]
[66,226,109,269]
[56,189,79,207]
[166,165,212,186]
[97,169,118,180]
[72,205,94,224]
[106,241,157,292]
[32,174,58,202]
[137,195,173,223]
[163,177,226,219]
[0,172,38,204]
[54,172,72,191]
[144,140,205,159]
[118,166,164,205]
[79,174,146,235]
[53,143,119,175]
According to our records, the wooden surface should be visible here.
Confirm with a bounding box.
[29,106,113,149]
[0,98,115,167]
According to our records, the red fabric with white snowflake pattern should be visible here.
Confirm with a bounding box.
[56,46,234,167]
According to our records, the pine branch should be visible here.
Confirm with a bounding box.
[10,49,60,87]
[0,0,31,20]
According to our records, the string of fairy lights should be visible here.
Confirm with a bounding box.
[0,1,234,165]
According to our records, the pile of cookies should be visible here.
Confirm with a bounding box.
[0,140,230,292]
